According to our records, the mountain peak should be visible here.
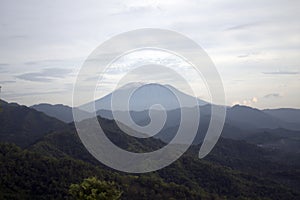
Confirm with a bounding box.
[116,82,147,90]
[231,104,258,111]
[80,82,208,112]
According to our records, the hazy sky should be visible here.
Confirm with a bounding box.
[0,0,299,108]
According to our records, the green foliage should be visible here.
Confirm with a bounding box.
[0,100,67,147]
[1,141,299,200]
[0,107,299,200]
[69,177,122,200]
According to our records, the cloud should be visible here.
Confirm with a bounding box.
[237,52,260,58]
[110,1,161,16]
[237,54,249,58]
[225,22,261,31]
[0,80,16,84]
[16,68,72,82]
[262,71,299,75]
[1,0,299,108]
[0,63,9,72]
[4,90,67,98]
[232,97,258,107]
[8,35,28,39]
[0,63,9,67]
[252,97,258,103]
[23,59,65,66]
[264,93,281,98]
[111,5,159,16]
[0,63,10,73]
[17,73,52,82]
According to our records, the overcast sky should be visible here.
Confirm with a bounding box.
[0,0,299,109]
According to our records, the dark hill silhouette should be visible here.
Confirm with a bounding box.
[0,100,299,199]
[0,100,68,147]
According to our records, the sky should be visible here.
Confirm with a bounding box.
[0,0,299,109]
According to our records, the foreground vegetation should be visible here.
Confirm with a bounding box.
[0,101,299,199]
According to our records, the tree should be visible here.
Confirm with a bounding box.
[69,177,122,200]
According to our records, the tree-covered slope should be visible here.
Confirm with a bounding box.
[1,139,299,200]
[0,102,299,199]
[0,100,68,147]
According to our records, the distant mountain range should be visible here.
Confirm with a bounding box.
[31,82,300,127]
[28,83,300,154]
[31,103,91,123]
[263,108,300,124]
[0,96,299,199]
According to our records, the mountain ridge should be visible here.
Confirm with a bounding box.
[0,99,299,199]
[0,100,68,147]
